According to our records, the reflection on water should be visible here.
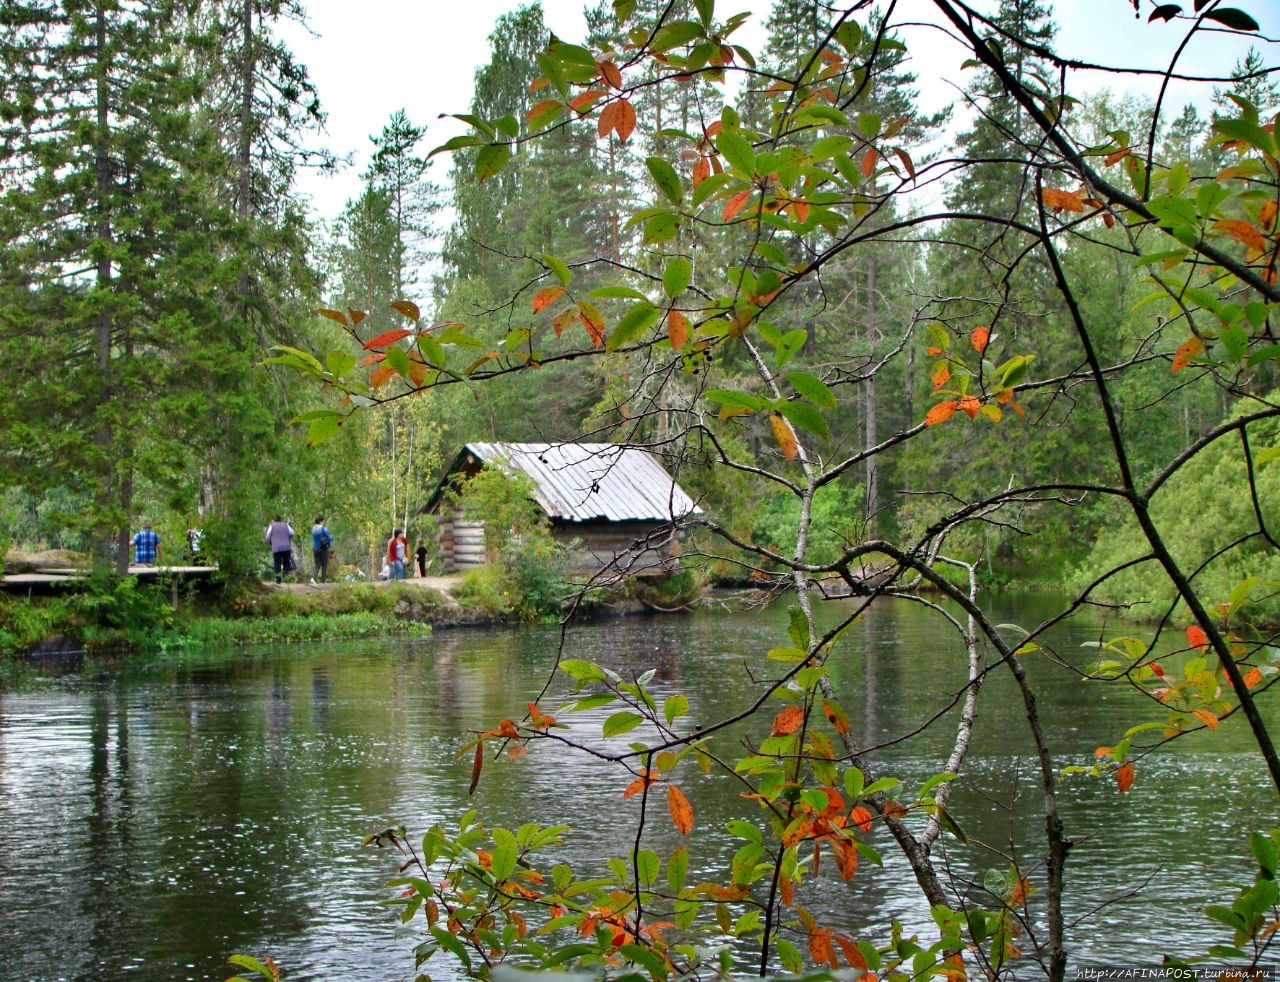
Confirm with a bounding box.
[0,598,1274,981]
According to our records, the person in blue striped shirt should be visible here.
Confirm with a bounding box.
[131,522,161,565]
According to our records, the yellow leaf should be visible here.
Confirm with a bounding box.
[667,784,694,835]
[770,412,798,461]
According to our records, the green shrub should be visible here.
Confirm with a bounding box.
[450,565,512,616]
[505,530,573,621]
[629,567,707,610]
[752,481,864,568]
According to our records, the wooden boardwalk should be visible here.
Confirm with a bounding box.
[1,565,219,590]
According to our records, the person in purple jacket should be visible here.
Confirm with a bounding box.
[264,516,294,584]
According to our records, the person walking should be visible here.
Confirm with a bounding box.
[414,540,428,578]
[387,528,407,581]
[265,516,294,584]
[131,521,161,566]
[310,515,333,584]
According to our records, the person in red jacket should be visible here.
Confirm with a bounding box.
[386,528,408,580]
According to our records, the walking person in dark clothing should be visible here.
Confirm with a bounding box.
[311,515,333,584]
[415,541,428,578]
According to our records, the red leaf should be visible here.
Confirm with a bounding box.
[1115,761,1135,792]
[722,189,752,221]
[532,286,565,313]
[971,326,990,353]
[363,328,413,350]
[771,704,805,736]
[924,400,958,426]
[667,784,694,835]
[1186,624,1209,651]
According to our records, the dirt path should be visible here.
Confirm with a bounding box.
[264,575,462,602]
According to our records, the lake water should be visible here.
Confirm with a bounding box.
[0,595,1275,981]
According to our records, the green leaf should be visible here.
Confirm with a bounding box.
[560,659,607,683]
[265,344,324,374]
[663,256,693,299]
[603,711,645,737]
[776,937,803,974]
[384,346,411,377]
[774,328,807,367]
[664,693,689,725]
[786,370,837,409]
[587,285,648,300]
[475,143,512,182]
[667,846,689,892]
[1204,7,1260,31]
[716,129,757,178]
[539,252,573,288]
[706,388,764,412]
[305,414,343,446]
[635,848,660,885]
[647,157,684,205]
[776,399,830,440]
[651,20,704,52]
[643,212,681,246]
[856,112,881,139]
[607,300,661,351]
[325,351,357,378]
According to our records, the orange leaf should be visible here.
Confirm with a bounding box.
[577,301,606,347]
[363,328,413,350]
[771,705,805,736]
[666,309,689,350]
[526,98,562,121]
[779,875,795,907]
[389,300,420,321]
[361,352,385,366]
[924,400,958,426]
[860,146,878,179]
[348,308,367,325]
[498,719,521,739]
[369,363,397,388]
[822,699,850,734]
[788,196,811,223]
[1172,335,1204,373]
[892,146,916,181]
[809,928,839,969]
[722,188,752,221]
[1261,200,1278,230]
[931,362,951,389]
[971,326,990,353]
[770,412,799,462]
[622,769,656,798]
[597,101,620,139]
[883,800,907,820]
[1105,147,1132,166]
[469,742,483,794]
[532,286,565,313]
[1186,624,1209,651]
[614,98,637,142]
[832,838,859,880]
[850,805,874,833]
[1245,666,1263,688]
[552,309,576,339]
[959,395,982,419]
[316,307,350,326]
[598,60,623,90]
[692,155,711,188]
[1213,218,1267,254]
[1192,708,1219,730]
[507,744,527,760]
[667,784,694,835]
[1115,761,1135,792]
[569,89,605,114]
[1041,187,1085,213]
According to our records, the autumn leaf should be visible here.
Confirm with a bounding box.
[771,412,799,461]
[469,742,483,794]
[860,146,878,178]
[1214,218,1267,253]
[1245,666,1263,688]
[787,196,811,223]
[526,98,562,121]
[598,98,637,142]
[972,326,990,353]
[622,768,656,799]
[1186,624,1210,651]
[369,364,397,388]
[1115,761,1135,792]
[850,805,874,834]
[316,307,350,326]
[809,927,838,969]
[832,838,858,880]
[498,719,521,739]
[666,309,689,350]
[568,90,605,114]
[959,395,982,419]
[1041,187,1085,213]
[771,704,805,736]
[598,60,623,90]
[925,400,958,426]
[532,286,565,313]
[1192,708,1219,730]
[822,699,851,734]
[931,362,951,389]
[577,300,606,347]
[348,308,367,325]
[552,309,576,339]
[692,155,711,188]
[667,784,694,835]
[722,188,752,221]
[1105,146,1132,166]
[1261,200,1278,230]
[363,328,413,350]
[1172,335,1204,373]
[389,300,421,321]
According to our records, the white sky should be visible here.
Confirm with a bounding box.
[284,0,1277,224]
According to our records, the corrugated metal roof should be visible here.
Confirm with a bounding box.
[465,443,701,524]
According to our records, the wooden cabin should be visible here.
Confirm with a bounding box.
[425,443,701,578]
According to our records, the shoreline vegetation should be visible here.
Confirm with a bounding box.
[0,549,710,660]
